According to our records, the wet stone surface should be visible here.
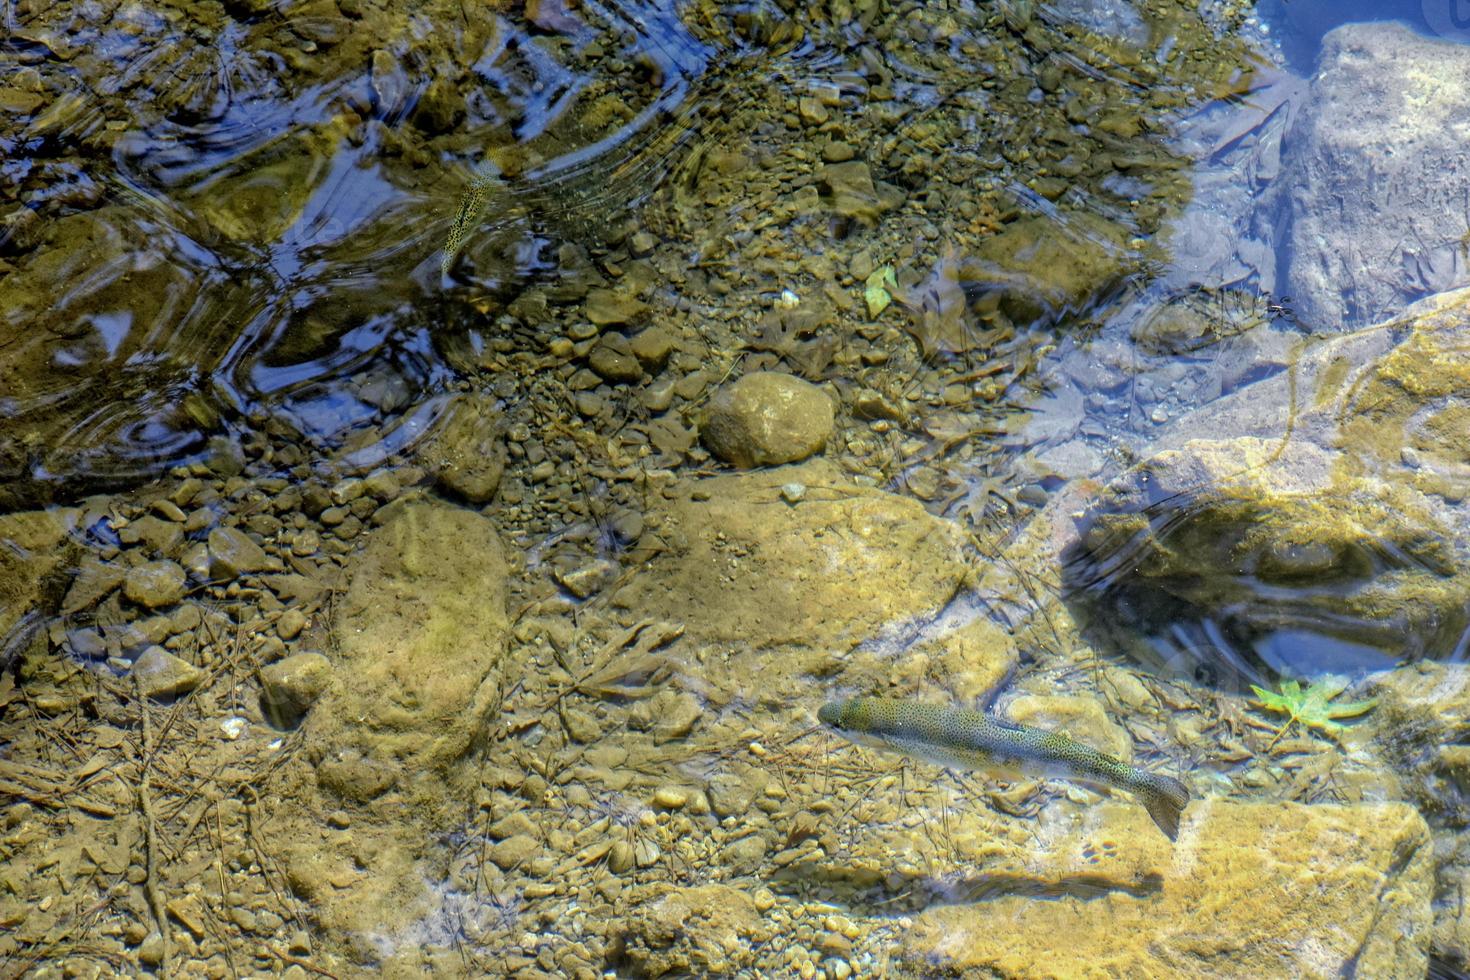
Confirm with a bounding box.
[2,0,1464,977]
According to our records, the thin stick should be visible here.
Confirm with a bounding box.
[265,945,339,979]
[135,677,170,977]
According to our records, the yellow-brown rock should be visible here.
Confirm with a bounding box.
[902,801,1432,978]
[617,461,970,653]
[313,499,509,793]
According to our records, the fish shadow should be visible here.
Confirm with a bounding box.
[769,862,1163,911]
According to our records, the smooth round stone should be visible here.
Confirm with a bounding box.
[700,372,835,468]
[653,785,689,809]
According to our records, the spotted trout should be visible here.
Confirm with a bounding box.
[818,697,1191,841]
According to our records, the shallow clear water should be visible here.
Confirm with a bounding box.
[4,0,1470,976]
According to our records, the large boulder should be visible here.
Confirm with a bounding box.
[613,459,1014,710]
[1273,22,1470,330]
[984,288,1470,971]
[267,498,510,965]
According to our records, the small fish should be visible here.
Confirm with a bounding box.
[819,697,1191,841]
[442,165,504,277]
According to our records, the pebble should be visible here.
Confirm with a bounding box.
[150,499,187,523]
[555,559,618,599]
[607,840,635,874]
[641,377,675,412]
[276,608,307,640]
[629,230,657,256]
[490,834,541,870]
[824,956,852,979]
[652,786,689,809]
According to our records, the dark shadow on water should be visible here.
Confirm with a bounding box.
[1054,483,1470,696]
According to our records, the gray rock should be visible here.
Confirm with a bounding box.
[701,372,834,468]
[208,526,270,579]
[123,560,186,609]
[131,646,205,699]
[1274,22,1470,330]
[259,652,333,727]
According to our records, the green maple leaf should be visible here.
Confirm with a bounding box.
[1249,676,1377,749]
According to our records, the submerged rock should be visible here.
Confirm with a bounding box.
[903,801,1431,978]
[419,392,506,504]
[1275,22,1470,330]
[310,499,509,797]
[611,883,771,976]
[969,212,1133,326]
[208,526,272,580]
[617,460,970,655]
[700,371,834,468]
[258,652,333,728]
[817,160,905,225]
[1062,287,1470,677]
[123,560,186,609]
[1369,663,1470,958]
[130,646,205,699]
[0,510,74,654]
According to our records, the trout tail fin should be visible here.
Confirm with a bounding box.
[1140,773,1191,842]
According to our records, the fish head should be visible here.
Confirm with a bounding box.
[818,698,854,730]
[819,698,881,734]
[819,697,899,753]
